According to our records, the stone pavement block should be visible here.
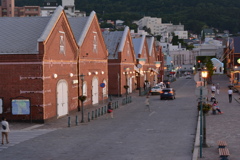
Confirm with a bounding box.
[198,74,240,160]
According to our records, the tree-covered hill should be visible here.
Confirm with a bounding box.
[13,0,240,34]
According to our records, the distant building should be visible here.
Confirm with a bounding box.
[115,19,125,29]
[201,28,215,39]
[0,0,40,17]
[41,0,86,17]
[136,16,188,42]
[41,0,58,17]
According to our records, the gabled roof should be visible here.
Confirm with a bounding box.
[0,6,64,54]
[68,11,95,46]
[203,28,214,34]
[146,36,154,56]
[132,35,146,57]
[102,27,130,59]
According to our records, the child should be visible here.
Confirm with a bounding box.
[212,101,223,114]
[145,96,151,112]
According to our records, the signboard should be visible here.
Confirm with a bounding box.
[12,99,30,115]
[100,83,105,88]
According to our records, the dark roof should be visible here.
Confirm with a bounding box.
[234,37,240,53]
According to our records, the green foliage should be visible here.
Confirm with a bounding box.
[100,22,114,29]
[171,36,179,45]
[78,95,87,102]
[13,0,240,34]
[186,44,194,50]
[142,26,152,35]
[155,35,162,41]
[205,57,214,77]
[197,102,211,113]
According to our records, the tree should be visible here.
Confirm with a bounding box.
[205,57,214,84]
[142,26,152,35]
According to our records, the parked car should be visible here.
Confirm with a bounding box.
[150,82,166,95]
[160,88,176,100]
[186,75,191,79]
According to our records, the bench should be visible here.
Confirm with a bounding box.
[219,148,230,160]
[217,140,227,148]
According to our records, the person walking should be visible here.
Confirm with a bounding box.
[211,83,216,94]
[228,87,233,103]
[216,83,220,94]
[106,102,113,119]
[1,117,10,145]
[145,96,151,112]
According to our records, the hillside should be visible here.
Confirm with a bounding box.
[14,0,240,34]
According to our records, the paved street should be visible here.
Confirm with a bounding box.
[0,75,198,160]
[0,74,238,160]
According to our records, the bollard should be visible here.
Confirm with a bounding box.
[104,106,107,114]
[98,108,100,116]
[68,116,71,127]
[88,112,91,122]
[92,111,94,120]
[75,115,78,126]
[101,107,104,115]
[95,109,98,118]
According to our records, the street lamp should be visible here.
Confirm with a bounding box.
[154,61,161,68]
[80,74,85,123]
[201,69,208,148]
[137,58,146,96]
[124,67,130,100]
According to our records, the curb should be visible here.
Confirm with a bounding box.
[192,112,200,160]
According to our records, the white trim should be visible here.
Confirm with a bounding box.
[118,26,129,52]
[78,11,96,46]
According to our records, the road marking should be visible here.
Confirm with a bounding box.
[149,111,156,116]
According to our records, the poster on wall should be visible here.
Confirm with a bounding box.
[12,99,30,115]
[0,98,2,114]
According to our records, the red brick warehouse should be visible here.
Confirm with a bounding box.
[0,6,79,122]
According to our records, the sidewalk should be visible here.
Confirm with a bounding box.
[9,90,140,130]
[197,74,240,160]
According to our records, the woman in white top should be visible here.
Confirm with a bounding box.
[1,117,10,145]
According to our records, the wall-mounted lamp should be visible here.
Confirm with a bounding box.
[101,71,104,74]
[137,58,146,65]
[88,72,91,76]
[53,74,58,78]
[155,61,161,68]
[69,73,74,77]
[95,71,98,75]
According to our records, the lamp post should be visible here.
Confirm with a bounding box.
[154,61,161,84]
[124,67,130,100]
[201,69,208,148]
[137,58,146,95]
[80,74,85,123]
